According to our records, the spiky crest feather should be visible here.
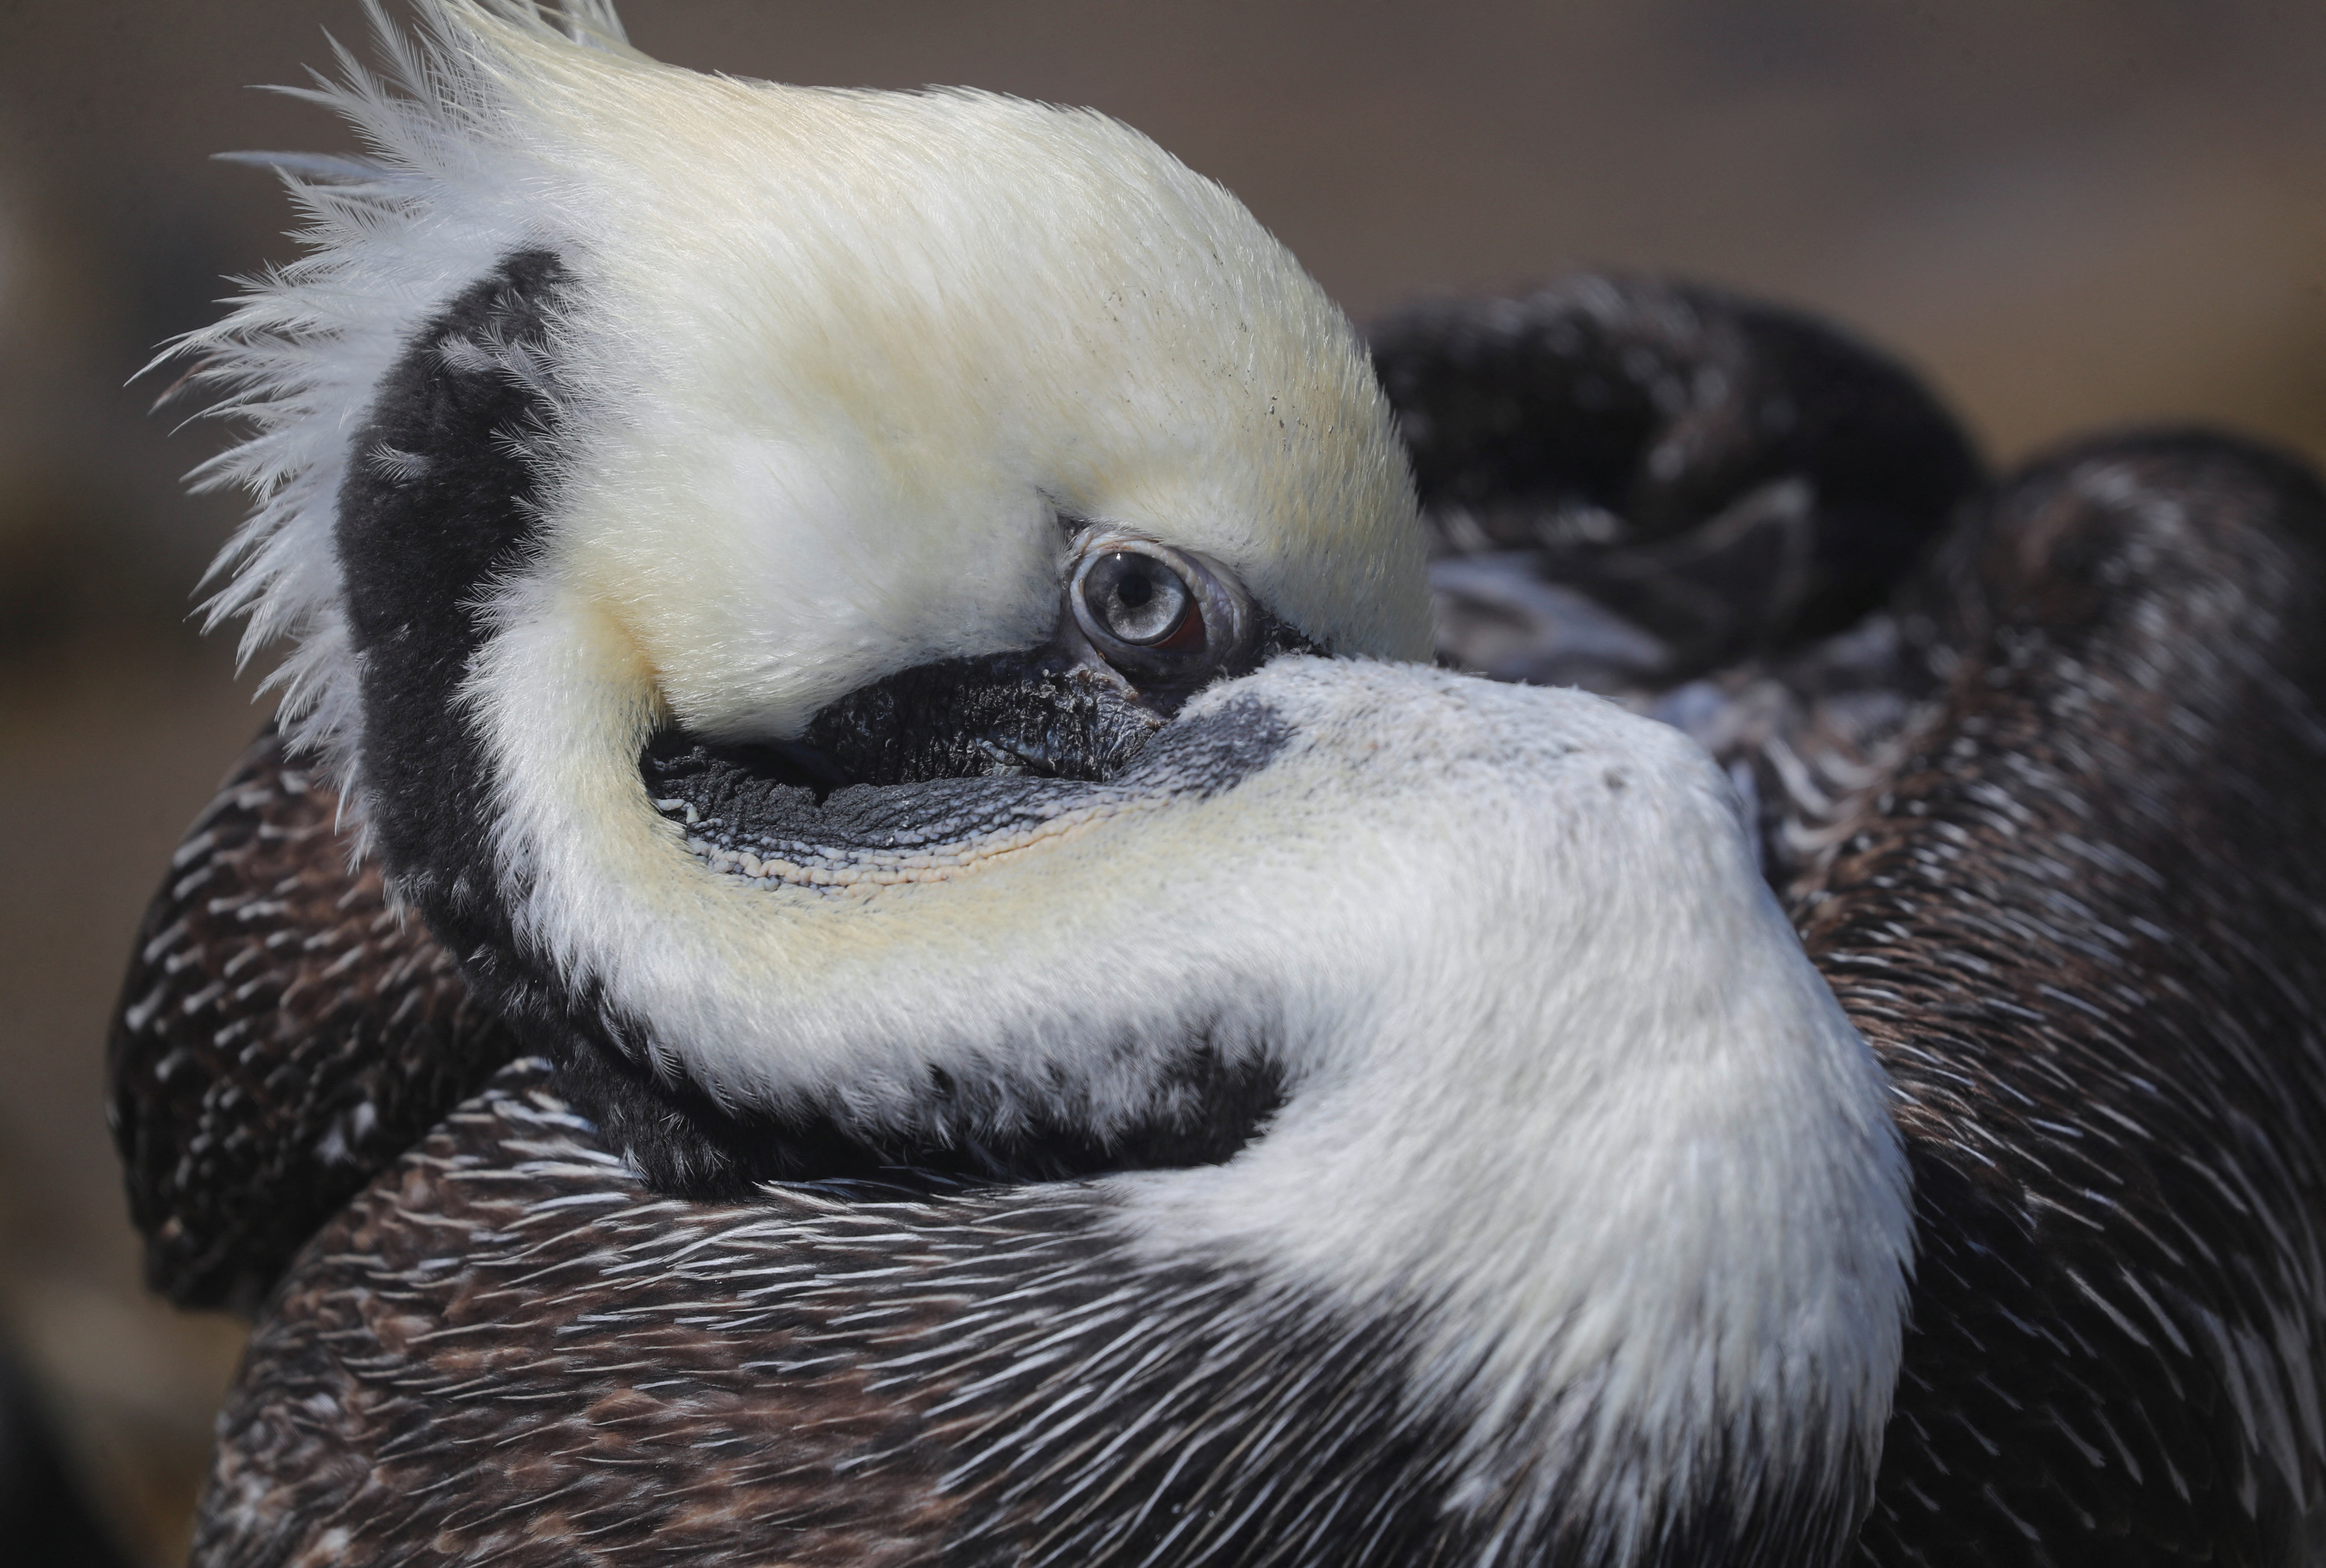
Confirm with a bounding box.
[168,2,634,836]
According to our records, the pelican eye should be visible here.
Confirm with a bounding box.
[1063,530,1257,692]
[1078,551,1198,648]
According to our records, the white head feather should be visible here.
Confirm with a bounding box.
[174,0,1427,827]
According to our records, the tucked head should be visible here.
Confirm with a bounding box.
[191,0,1425,767]
[498,41,1430,740]
[176,0,1429,1186]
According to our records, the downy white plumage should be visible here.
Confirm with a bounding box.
[166,2,1913,1561]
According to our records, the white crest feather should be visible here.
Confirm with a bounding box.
[167,1,638,830]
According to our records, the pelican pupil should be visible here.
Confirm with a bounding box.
[1085,552,1194,645]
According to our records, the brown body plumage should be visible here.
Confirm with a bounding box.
[109,733,520,1312]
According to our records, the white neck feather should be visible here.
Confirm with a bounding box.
[1116,667,1911,1540]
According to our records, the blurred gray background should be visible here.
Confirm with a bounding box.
[3,1,2323,1559]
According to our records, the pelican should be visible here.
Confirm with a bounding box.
[108,4,2326,1564]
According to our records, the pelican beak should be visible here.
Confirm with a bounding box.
[701,559,1318,795]
[791,640,1166,790]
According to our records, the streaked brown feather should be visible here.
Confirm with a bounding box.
[1824,434,2326,1563]
[106,726,521,1310]
[204,1074,959,1566]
